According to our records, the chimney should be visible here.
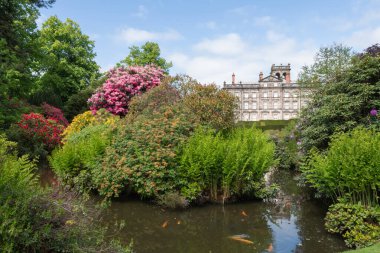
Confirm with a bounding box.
[286,63,291,83]
[232,73,235,85]
[259,71,263,81]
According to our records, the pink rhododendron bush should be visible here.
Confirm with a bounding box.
[88,65,164,116]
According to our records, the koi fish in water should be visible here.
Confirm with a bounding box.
[241,210,248,217]
[161,220,168,228]
[228,235,254,244]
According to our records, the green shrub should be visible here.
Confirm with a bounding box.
[0,97,40,130]
[180,126,276,202]
[95,105,196,204]
[275,120,302,170]
[301,127,380,205]
[325,199,380,248]
[50,124,113,194]
[0,134,130,252]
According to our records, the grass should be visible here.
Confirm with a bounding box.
[342,243,380,253]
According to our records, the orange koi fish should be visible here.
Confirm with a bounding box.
[161,220,168,228]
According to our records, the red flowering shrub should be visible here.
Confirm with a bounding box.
[41,102,69,126]
[88,65,164,116]
[17,113,64,149]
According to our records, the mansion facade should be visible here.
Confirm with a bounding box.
[223,64,311,121]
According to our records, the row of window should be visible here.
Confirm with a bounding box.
[242,111,298,120]
[242,101,300,110]
[236,92,300,99]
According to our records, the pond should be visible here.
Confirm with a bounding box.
[39,168,348,253]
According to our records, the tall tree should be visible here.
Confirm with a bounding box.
[298,43,353,85]
[34,16,99,106]
[0,0,55,98]
[119,41,172,74]
[299,44,380,152]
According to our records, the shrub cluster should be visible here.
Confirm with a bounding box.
[0,134,130,252]
[302,127,380,206]
[62,109,119,143]
[325,199,380,248]
[180,127,276,201]
[7,112,65,158]
[51,75,274,207]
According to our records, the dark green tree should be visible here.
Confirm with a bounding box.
[299,44,380,152]
[119,41,172,74]
[0,0,55,98]
[33,16,99,107]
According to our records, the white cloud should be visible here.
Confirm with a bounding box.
[133,5,148,18]
[118,27,182,43]
[169,33,316,85]
[193,33,246,56]
[345,27,380,49]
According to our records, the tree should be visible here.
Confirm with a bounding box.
[298,43,353,85]
[299,44,380,152]
[119,41,173,74]
[34,16,99,106]
[0,0,55,98]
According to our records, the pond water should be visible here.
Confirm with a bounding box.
[39,168,348,253]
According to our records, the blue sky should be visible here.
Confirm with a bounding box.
[39,0,380,84]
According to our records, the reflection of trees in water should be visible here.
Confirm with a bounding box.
[267,169,347,253]
[101,200,273,253]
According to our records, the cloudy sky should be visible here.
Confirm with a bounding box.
[39,0,380,85]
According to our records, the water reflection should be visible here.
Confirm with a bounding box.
[100,170,347,253]
[37,165,347,252]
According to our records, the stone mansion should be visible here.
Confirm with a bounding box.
[223,64,311,121]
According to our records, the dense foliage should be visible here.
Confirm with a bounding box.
[119,41,173,74]
[325,199,380,248]
[181,82,237,131]
[0,0,54,98]
[97,106,196,203]
[274,120,302,170]
[180,127,276,202]
[302,128,380,206]
[88,65,164,116]
[50,124,114,194]
[62,109,119,142]
[7,112,65,158]
[0,97,39,130]
[0,134,130,252]
[33,16,99,106]
[299,44,380,152]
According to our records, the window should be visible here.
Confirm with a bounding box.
[252,93,257,98]
[235,92,240,98]
[263,102,268,109]
[250,113,257,120]
[273,113,280,120]
[284,102,290,109]
[284,113,290,120]
[273,92,279,98]
[263,92,268,98]
[252,102,257,109]
[263,113,269,120]
[244,93,249,99]
[243,102,248,109]
[243,113,249,120]
[274,102,279,109]
[284,92,289,98]
[293,102,298,109]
